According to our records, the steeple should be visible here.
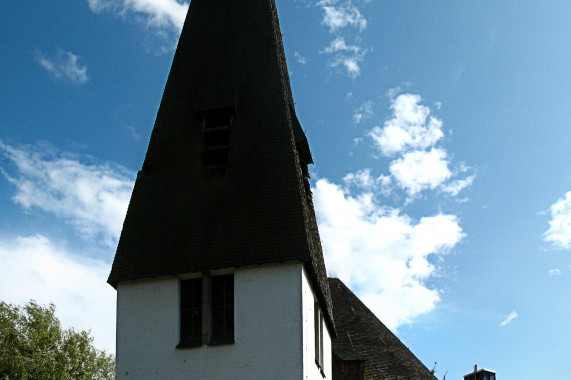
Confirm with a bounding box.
[108,0,333,332]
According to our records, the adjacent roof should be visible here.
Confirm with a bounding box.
[107,0,334,333]
[329,278,434,380]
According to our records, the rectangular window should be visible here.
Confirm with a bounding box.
[211,274,234,344]
[179,278,202,346]
[315,302,324,372]
[199,107,234,170]
[179,273,234,348]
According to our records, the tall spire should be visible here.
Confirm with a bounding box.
[108,0,333,332]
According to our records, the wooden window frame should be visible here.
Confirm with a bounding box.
[178,273,234,348]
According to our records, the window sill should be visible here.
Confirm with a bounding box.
[208,337,235,346]
[176,338,235,349]
[176,340,202,349]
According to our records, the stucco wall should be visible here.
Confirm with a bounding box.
[116,262,330,379]
[302,268,333,380]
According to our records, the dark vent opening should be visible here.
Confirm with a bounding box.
[198,106,235,171]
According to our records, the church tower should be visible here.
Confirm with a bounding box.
[108,0,335,378]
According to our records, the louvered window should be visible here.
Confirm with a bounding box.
[199,107,234,170]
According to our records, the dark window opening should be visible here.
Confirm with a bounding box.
[202,107,234,129]
[198,107,234,171]
[315,302,324,373]
[178,273,234,348]
[341,361,364,380]
[211,274,234,344]
[179,278,202,347]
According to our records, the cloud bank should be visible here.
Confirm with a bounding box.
[313,91,473,329]
[0,142,137,352]
[0,235,116,352]
[315,179,464,329]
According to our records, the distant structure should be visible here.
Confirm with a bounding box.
[107,0,434,379]
[464,365,497,380]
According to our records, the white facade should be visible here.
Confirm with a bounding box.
[116,261,331,379]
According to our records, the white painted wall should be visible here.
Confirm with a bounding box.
[302,268,332,380]
[116,262,331,380]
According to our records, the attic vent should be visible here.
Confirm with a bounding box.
[198,106,234,171]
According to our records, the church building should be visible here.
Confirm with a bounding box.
[107,0,434,379]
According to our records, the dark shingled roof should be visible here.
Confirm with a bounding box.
[329,278,435,380]
[107,0,334,334]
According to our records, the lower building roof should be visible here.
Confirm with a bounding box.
[329,277,435,380]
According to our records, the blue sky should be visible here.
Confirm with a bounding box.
[1,0,570,378]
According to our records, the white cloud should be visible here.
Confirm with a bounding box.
[544,191,571,249]
[343,169,392,196]
[0,235,116,352]
[314,179,464,329]
[124,125,141,140]
[389,148,452,195]
[316,0,367,78]
[323,37,366,78]
[87,0,188,31]
[548,268,562,276]
[319,2,367,33]
[440,175,476,196]
[35,49,88,85]
[353,101,374,124]
[369,93,444,157]
[323,36,361,54]
[362,91,473,198]
[294,52,308,65]
[500,311,518,327]
[329,56,362,78]
[0,141,134,247]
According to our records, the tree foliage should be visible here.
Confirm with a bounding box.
[0,300,115,380]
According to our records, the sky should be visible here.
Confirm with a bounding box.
[0,0,570,378]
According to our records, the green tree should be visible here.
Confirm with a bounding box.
[0,300,115,380]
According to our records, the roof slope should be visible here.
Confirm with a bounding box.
[107,0,333,332]
[329,278,434,380]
